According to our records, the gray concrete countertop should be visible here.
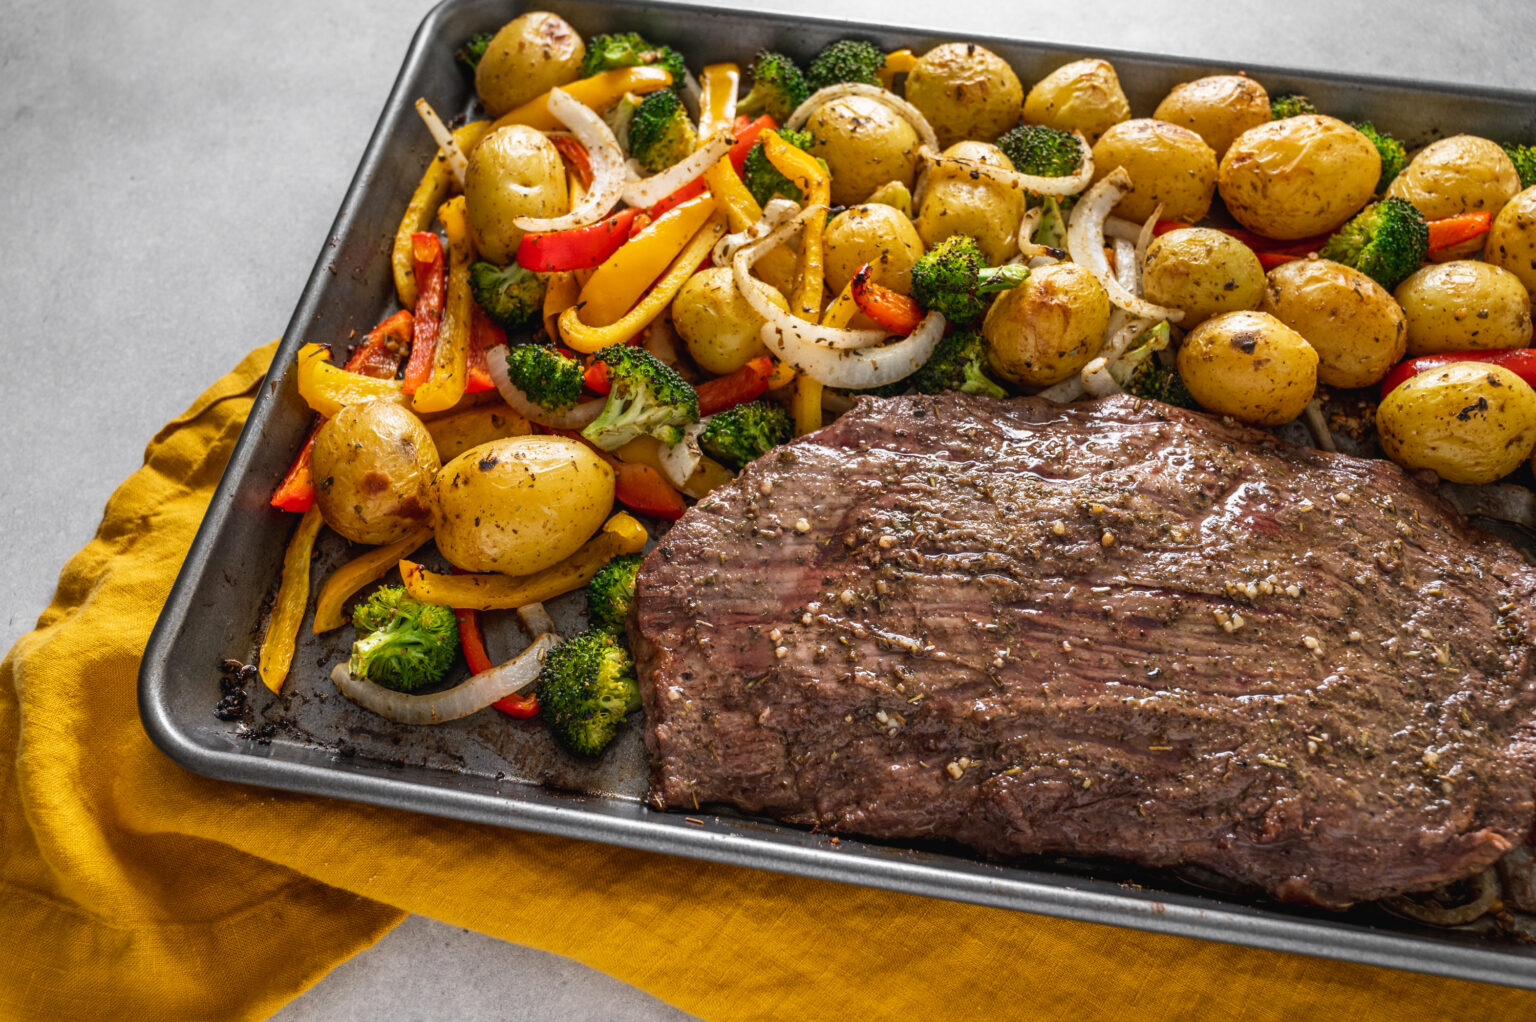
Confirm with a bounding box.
[5,0,1534,1017]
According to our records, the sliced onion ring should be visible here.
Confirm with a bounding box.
[1134,203,1162,287]
[758,312,946,389]
[512,89,624,233]
[621,130,734,209]
[917,132,1093,198]
[414,99,468,190]
[786,82,939,152]
[487,343,604,429]
[1068,168,1184,323]
[332,633,557,725]
[516,602,557,638]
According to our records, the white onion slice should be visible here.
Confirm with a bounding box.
[786,82,939,152]
[1134,204,1162,289]
[512,89,625,233]
[517,602,557,638]
[1102,216,1143,243]
[1068,169,1184,323]
[681,69,702,119]
[712,197,799,267]
[487,344,604,429]
[620,130,734,209]
[1303,398,1338,452]
[1037,376,1086,403]
[414,99,469,190]
[332,633,557,725]
[917,133,1093,198]
[1016,206,1061,262]
[1113,237,1138,297]
[1081,313,1152,396]
[758,312,946,389]
[658,421,706,489]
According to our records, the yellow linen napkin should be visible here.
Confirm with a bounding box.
[3,341,1533,1020]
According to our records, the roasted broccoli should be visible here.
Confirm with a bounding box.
[455,32,491,72]
[1271,93,1318,119]
[742,127,816,206]
[505,344,585,412]
[909,331,1008,399]
[698,400,794,470]
[628,89,698,173]
[537,629,642,757]
[469,261,546,330]
[1353,122,1406,194]
[997,124,1084,179]
[348,586,460,693]
[806,39,884,91]
[1504,143,1536,189]
[738,50,810,123]
[586,553,644,633]
[582,345,700,450]
[1115,323,1199,409]
[1318,196,1429,291]
[580,32,687,87]
[909,235,1030,325]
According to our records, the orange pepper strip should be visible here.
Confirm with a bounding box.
[489,67,674,134]
[413,196,473,413]
[879,49,918,89]
[258,508,325,693]
[698,63,740,138]
[1427,211,1493,254]
[576,193,718,326]
[761,130,831,321]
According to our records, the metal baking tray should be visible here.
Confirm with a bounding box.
[139,0,1536,989]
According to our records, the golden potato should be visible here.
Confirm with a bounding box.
[1387,135,1520,257]
[982,263,1111,386]
[1394,260,1532,356]
[806,96,921,206]
[1091,119,1218,223]
[1176,310,1318,425]
[1376,362,1536,484]
[916,141,1027,266]
[1218,116,1381,240]
[823,204,926,295]
[474,12,585,117]
[1486,185,1536,292]
[905,42,1024,149]
[1260,258,1406,388]
[312,401,440,545]
[1142,227,1265,328]
[431,436,614,575]
[1022,58,1130,143]
[465,125,568,263]
[1151,75,1271,158]
[672,267,788,375]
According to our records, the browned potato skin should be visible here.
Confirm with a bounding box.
[1177,310,1318,425]
[1022,58,1130,143]
[1486,185,1536,292]
[1142,228,1265,329]
[905,43,1024,149]
[1388,135,1520,257]
[312,401,440,545]
[982,263,1111,386]
[475,12,585,117]
[806,96,921,207]
[1377,362,1536,484]
[1091,119,1218,224]
[1393,260,1533,356]
[1260,258,1407,388]
[672,267,787,375]
[823,204,926,295]
[465,125,569,263]
[915,141,1026,266]
[1218,116,1380,240]
[1152,75,1271,158]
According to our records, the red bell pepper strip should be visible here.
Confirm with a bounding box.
[453,605,541,718]
[850,263,924,335]
[402,232,446,394]
[584,360,612,395]
[649,177,710,218]
[696,356,774,416]
[465,307,504,394]
[1257,251,1300,270]
[516,207,643,272]
[1380,348,1536,398]
[1427,211,1493,254]
[549,134,594,190]
[729,114,776,174]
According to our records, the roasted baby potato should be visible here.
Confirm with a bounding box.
[1394,260,1533,356]
[464,125,569,264]
[1260,258,1407,388]
[905,42,1024,148]
[475,12,585,117]
[672,267,788,375]
[1177,310,1318,425]
[806,96,922,206]
[1142,227,1265,328]
[823,203,926,295]
[1377,362,1536,484]
[916,141,1027,266]
[1152,75,1271,158]
[1218,116,1381,239]
[1387,135,1520,256]
[1022,58,1130,143]
[312,401,440,545]
[982,263,1111,386]
[1486,185,1536,292]
[1091,119,1218,224]
[431,436,614,575]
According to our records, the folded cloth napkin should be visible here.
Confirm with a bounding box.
[3,341,1532,1021]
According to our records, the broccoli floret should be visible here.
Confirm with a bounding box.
[909,235,1030,326]
[909,330,1007,399]
[738,50,810,123]
[537,629,642,756]
[586,553,644,633]
[742,128,816,206]
[348,586,460,693]
[1319,196,1429,291]
[580,32,687,87]
[469,261,546,330]
[582,345,700,450]
[505,344,585,412]
[455,32,491,72]
[1353,122,1406,194]
[628,89,698,173]
[698,400,794,470]
[997,124,1083,180]
[806,39,884,91]
[1271,93,1317,119]
[1118,323,1199,409]
[1504,143,1536,189]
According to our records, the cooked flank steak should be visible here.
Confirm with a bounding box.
[630,393,1536,907]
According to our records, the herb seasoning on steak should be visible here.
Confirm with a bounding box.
[630,393,1536,907]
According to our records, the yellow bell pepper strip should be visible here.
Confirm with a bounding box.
[766,358,798,391]
[559,213,727,352]
[258,507,324,693]
[577,193,718,327]
[393,120,489,308]
[762,130,831,321]
[489,67,673,134]
[413,196,474,414]
[542,270,581,339]
[702,158,799,295]
[698,63,740,138]
[311,526,433,634]
[295,343,407,419]
[400,513,648,610]
[790,278,860,436]
[879,49,918,89]
[822,281,860,332]
[423,405,531,462]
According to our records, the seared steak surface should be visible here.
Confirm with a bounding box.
[630,394,1536,906]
